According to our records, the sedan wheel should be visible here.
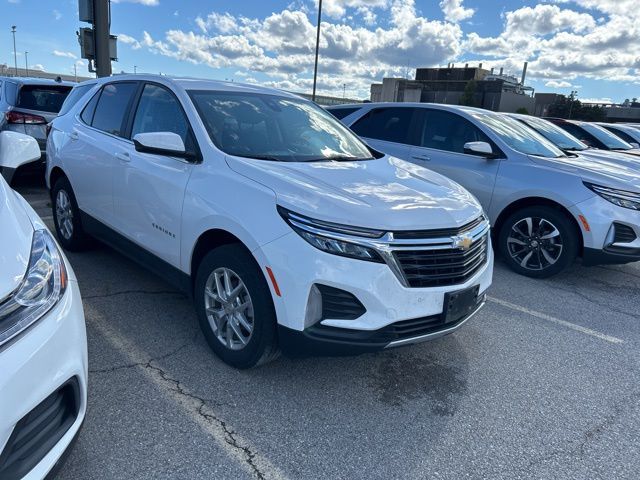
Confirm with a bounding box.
[506,217,563,271]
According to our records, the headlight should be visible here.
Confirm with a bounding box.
[0,229,67,347]
[277,206,385,263]
[584,182,640,210]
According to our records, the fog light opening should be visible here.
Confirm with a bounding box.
[304,285,323,328]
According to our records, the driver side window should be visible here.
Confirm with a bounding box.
[420,109,491,154]
[131,84,196,154]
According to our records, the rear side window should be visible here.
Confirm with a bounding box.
[327,107,360,120]
[90,82,138,137]
[58,84,95,117]
[16,85,72,113]
[4,82,18,106]
[351,107,417,145]
[80,90,100,125]
[420,110,491,154]
[603,126,637,145]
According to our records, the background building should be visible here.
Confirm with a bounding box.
[371,63,536,113]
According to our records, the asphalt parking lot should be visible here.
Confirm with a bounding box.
[14,175,640,480]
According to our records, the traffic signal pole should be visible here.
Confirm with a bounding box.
[93,0,112,77]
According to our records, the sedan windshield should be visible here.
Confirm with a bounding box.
[581,123,634,150]
[188,91,374,162]
[472,112,565,158]
[518,116,587,151]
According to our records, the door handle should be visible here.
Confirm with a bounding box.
[411,153,430,161]
[115,152,131,163]
[69,131,79,141]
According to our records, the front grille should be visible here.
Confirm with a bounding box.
[0,378,79,479]
[393,216,485,240]
[614,223,637,243]
[395,235,488,288]
[316,284,366,320]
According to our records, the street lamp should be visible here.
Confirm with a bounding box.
[311,0,322,102]
[11,26,17,76]
[24,51,28,77]
[567,90,578,119]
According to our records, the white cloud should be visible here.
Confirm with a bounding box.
[545,80,572,88]
[52,50,77,59]
[580,97,613,104]
[439,0,474,23]
[30,64,45,71]
[504,4,595,36]
[53,9,62,20]
[118,33,142,49]
[319,0,389,19]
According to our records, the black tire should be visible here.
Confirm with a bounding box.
[194,244,280,369]
[51,176,90,251]
[498,205,579,278]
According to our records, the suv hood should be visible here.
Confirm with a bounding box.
[530,153,640,191]
[0,177,33,300]
[226,155,483,231]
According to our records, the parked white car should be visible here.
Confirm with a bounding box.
[329,103,640,277]
[47,75,493,368]
[0,131,87,479]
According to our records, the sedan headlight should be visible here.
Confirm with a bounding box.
[277,206,385,263]
[0,229,67,347]
[584,182,640,210]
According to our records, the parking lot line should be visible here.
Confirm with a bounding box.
[487,296,625,345]
[87,305,289,480]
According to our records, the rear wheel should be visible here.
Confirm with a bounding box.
[498,206,579,278]
[52,176,90,251]
[194,245,279,369]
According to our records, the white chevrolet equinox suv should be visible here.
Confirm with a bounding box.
[47,75,493,368]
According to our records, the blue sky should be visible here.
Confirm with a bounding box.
[1,0,638,102]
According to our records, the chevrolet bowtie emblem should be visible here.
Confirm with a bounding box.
[453,234,474,251]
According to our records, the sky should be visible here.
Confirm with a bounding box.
[1,0,639,103]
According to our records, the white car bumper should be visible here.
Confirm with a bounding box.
[256,231,493,355]
[0,279,87,480]
[571,195,640,265]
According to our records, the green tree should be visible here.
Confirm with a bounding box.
[459,80,478,107]
[515,107,529,115]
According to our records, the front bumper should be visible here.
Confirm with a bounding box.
[256,231,493,353]
[0,279,87,480]
[571,195,640,265]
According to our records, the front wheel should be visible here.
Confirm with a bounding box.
[194,245,280,369]
[498,206,579,278]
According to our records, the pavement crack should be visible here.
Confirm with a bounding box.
[144,362,267,480]
[551,282,640,321]
[83,289,182,300]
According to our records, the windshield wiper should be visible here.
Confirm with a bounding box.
[232,154,285,161]
[315,155,374,162]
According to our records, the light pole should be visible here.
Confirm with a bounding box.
[311,0,322,102]
[567,90,578,119]
[74,63,78,82]
[24,51,28,77]
[11,26,17,76]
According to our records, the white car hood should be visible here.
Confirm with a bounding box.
[226,155,483,231]
[0,177,32,300]
[530,153,640,191]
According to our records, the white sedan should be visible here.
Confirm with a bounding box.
[0,131,87,479]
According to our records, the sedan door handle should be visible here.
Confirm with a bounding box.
[69,131,79,141]
[411,153,430,161]
[115,152,131,163]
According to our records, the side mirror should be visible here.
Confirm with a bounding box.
[464,141,496,158]
[133,132,191,159]
[0,131,41,184]
[630,142,640,149]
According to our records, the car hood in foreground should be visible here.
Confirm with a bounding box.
[530,153,640,191]
[0,177,33,300]
[226,155,483,231]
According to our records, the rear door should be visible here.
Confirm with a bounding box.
[410,108,501,210]
[64,81,139,225]
[349,106,421,159]
[112,82,197,268]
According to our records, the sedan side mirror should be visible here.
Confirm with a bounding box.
[464,141,496,158]
[0,131,41,184]
[133,132,191,159]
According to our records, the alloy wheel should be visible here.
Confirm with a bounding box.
[204,267,255,351]
[506,217,563,271]
[56,190,74,240]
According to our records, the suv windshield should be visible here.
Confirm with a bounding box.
[471,112,565,158]
[517,116,587,151]
[16,84,72,113]
[581,123,634,150]
[188,91,374,162]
